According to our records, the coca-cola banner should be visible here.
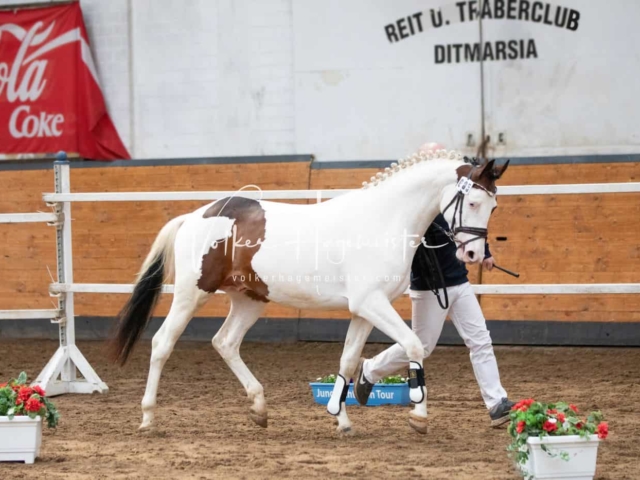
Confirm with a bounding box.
[0,2,130,160]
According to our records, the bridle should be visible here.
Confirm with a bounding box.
[434,159,496,251]
[418,157,499,310]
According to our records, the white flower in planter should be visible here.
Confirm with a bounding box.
[1,372,60,465]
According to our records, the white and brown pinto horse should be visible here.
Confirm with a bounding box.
[109,149,508,434]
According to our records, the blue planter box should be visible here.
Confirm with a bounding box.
[309,382,410,406]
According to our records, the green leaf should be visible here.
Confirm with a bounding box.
[587,411,604,424]
[7,407,15,419]
[17,372,27,385]
[378,375,407,384]
[42,397,60,428]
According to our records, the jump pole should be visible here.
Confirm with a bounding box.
[32,154,108,396]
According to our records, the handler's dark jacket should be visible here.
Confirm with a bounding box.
[410,213,491,290]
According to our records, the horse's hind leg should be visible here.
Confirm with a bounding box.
[329,315,373,434]
[140,284,209,430]
[212,293,267,427]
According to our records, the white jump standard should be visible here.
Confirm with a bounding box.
[34,160,108,396]
[0,158,108,396]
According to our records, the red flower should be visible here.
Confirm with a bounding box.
[17,386,34,403]
[596,422,608,440]
[513,398,535,412]
[516,421,526,434]
[543,420,558,433]
[32,386,46,397]
[576,421,584,429]
[557,412,566,423]
[0,382,7,388]
[547,409,558,415]
[24,397,43,413]
[569,404,579,413]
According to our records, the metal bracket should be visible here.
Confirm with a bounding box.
[466,133,476,147]
[46,202,64,228]
[48,285,62,298]
[47,286,64,324]
[50,315,67,325]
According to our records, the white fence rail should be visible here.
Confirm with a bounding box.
[0,213,58,224]
[49,282,640,296]
[1,158,640,396]
[0,309,60,320]
[41,181,640,203]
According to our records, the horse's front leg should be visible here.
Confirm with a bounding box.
[350,290,428,434]
[327,316,372,434]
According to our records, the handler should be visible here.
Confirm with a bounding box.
[354,145,515,427]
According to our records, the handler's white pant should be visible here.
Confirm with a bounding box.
[363,282,507,409]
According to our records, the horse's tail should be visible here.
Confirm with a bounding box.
[108,214,189,365]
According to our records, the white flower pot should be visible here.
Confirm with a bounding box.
[521,434,600,480]
[0,416,42,464]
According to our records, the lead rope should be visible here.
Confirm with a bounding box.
[415,239,449,310]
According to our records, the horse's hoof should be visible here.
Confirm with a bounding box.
[408,412,428,435]
[249,409,268,428]
[138,423,154,433]
[140,428,167,438]
[336,425,354,436]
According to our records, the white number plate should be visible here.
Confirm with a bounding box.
[456,177,473,195]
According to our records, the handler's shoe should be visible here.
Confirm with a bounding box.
[489,397,515,427]
[354,358,374,406]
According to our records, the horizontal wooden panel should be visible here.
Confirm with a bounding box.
[0,170,52,213]
[482,295,640,322]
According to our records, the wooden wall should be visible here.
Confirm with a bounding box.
[0,169,56,313]
[1,159,638,326]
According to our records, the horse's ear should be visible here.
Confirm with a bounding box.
[477,159,496,178]
[494,159,510,179]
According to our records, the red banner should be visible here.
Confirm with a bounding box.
[0,2,130,160]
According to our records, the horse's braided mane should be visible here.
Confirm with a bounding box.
[361,149,464,189]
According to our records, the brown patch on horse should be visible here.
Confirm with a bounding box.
[197,197,270,302]
[456,159,510,193]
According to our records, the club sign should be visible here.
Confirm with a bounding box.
[383,0,581,64]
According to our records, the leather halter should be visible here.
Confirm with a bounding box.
[435,164,495,251]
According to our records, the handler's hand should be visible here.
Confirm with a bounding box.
[483,256,495,271]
